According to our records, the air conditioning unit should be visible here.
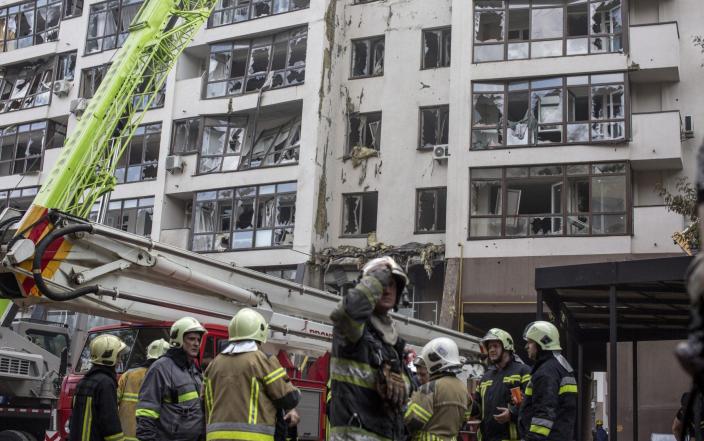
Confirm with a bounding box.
[70,98,88,116]
[433,144,450,161]
[165,155,184,174]
[52,79,72,97]
[684,115,695,139]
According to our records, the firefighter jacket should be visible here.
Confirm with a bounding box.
[518,351,578,441]
[328,275,413,441]
[136,348,203,441]
[404,374,469,441]
[117,360,156,441]
[69,364,124,441]
[202,345,300,441]
[470,358,531,441]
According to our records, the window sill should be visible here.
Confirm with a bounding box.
[202,82,302,101]
[193,161,298,177]
[413,230,446,235]
[339,234,375,239]
[471,49,625,65]
[420,65,450,71]
[348,74,384,81]
[205,6,310,29]
[466,232,631,241]
[470,138,628,151]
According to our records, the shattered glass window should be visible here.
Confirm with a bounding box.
[113,122,161,183]
[415,188,447,233]
[471,72,625,149]
[208,0,308,28]
[0,120,65,176]
[342,192,377,236]
[240,117,301,170]
[0,186,39,211]
[472,0,622,62]
[171,118,200,154]
[206,27,307,99]
[198,116,247,174]
[469,162,628,238]
[63,0,84,18]
[0,54,72,113]
[192,182,296,252]
[420,106,449,149]
[348,112,382,153]
[80,63,165,108]
[0,0,61,52]
[104,197,153,236]
[422,27,451,69]
[85,0,143,55]
[351,36,384,78]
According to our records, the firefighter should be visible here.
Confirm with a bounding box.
[69,334,127,441]
[136,317,206,441]
[518,321,577,441]
[415,356,430,386]
[328,256,414,440]
[470,328,530,441]
[203,308,300,441]
[117,339,169,441]
[404,337,469,441]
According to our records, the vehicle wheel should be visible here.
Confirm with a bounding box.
[0,430,35,441]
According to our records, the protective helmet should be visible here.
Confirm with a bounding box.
[413,355,426,369]
[480,328,515,352]
[362,256,409,304]
[523,321,561,351]
[228,308,269,343]
[421,337,462,375]
[170,317,206,348]
[90,334,127,367]
[147,339,170,360]
[596,419,603,426]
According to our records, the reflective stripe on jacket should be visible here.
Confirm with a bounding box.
[518,352,578,441]
[136,348,203,441]
[117,366,148,441]
[69,365,124,441]
[203,349,300,441]
[404,375,468,441]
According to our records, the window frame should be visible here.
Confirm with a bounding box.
[0,0,63,52]
[170,117,201,155]
[472,0,626,63]
[418,105,449,150]
[347,111,382,154]
[0,53,74,114]
[84,0,143,55]
[0,185,39,210]
[79,63,165,109]
[100,196,155,237]
[350,35,385,79]
[63,0,83,18]
[207,0,310,29]
[195,115,249,175]
[471,72,629,150]
[341,191,378,238]
[468,161,631,239]
[190,181,297,252]
[0,120,66,176]
[414,186,447,234]
[113,122,161,184]
[421,27,451,70]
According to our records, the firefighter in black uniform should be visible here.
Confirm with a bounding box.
[518,321,578,441]
[471,328,531,441]
[69,334,127,441]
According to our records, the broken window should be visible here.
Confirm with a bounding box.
[415,188,447,233]
[85,0,142,55]
[0,0,61,52]
[56,52,77,81]
[208,0,308,28]
[198,116,247,174]
[342,192,377,236]
[63,0,83,18]
[253,266,297,281]
[80,63,165,108]
[351,36,384,78]
[206,27,307,98]
[192,182,296,252]
[0,120,65,176]
[471,72,625,149]
[113,122,161,183]
[353,0,379,3]
[0,54,72,113]
[420,106,449,149]
[469,162,628,238]
[472,0,622,62]
[422,27,451,69]
[104,197,154,236]
[348,112,382,152]
[0,186,39,210]
[240,117,301,169]
[171,118,200,154]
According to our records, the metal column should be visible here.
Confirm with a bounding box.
[632,340,638,441]
[537,289,544,320]
[578,342,584,441]
[609,285,618,441]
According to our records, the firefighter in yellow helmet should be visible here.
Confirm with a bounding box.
[116,339,169,441]
[518,321,577,441]
[404,337,469,440]
[69,334,127,441]
[203,308,301,441]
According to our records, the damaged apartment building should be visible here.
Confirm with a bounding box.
[0,0,702,348]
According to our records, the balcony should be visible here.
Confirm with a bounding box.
[629,22,680,82]
[629,111,683,170]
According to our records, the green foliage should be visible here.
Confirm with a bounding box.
[656,178,699,253]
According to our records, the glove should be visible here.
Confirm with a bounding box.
[365,264,392,290]
[377,362,407,410]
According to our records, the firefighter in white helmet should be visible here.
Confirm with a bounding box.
[203,308,301,441]
[518,321,577,441]
[404,337,468,440]
[137,317,206,441]
[117,339,169,441]
[69,334,128,441]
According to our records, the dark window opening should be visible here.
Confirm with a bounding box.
[342,192,378,236]
[420,106,449,149]
[95,196,154,236]
[113,122,161,183]
[416,187,447,233]
[0,120,65,176]
[171,118,200,155]
[348,112,382,152]
[422,27,451,69]
[351,36,384,78]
